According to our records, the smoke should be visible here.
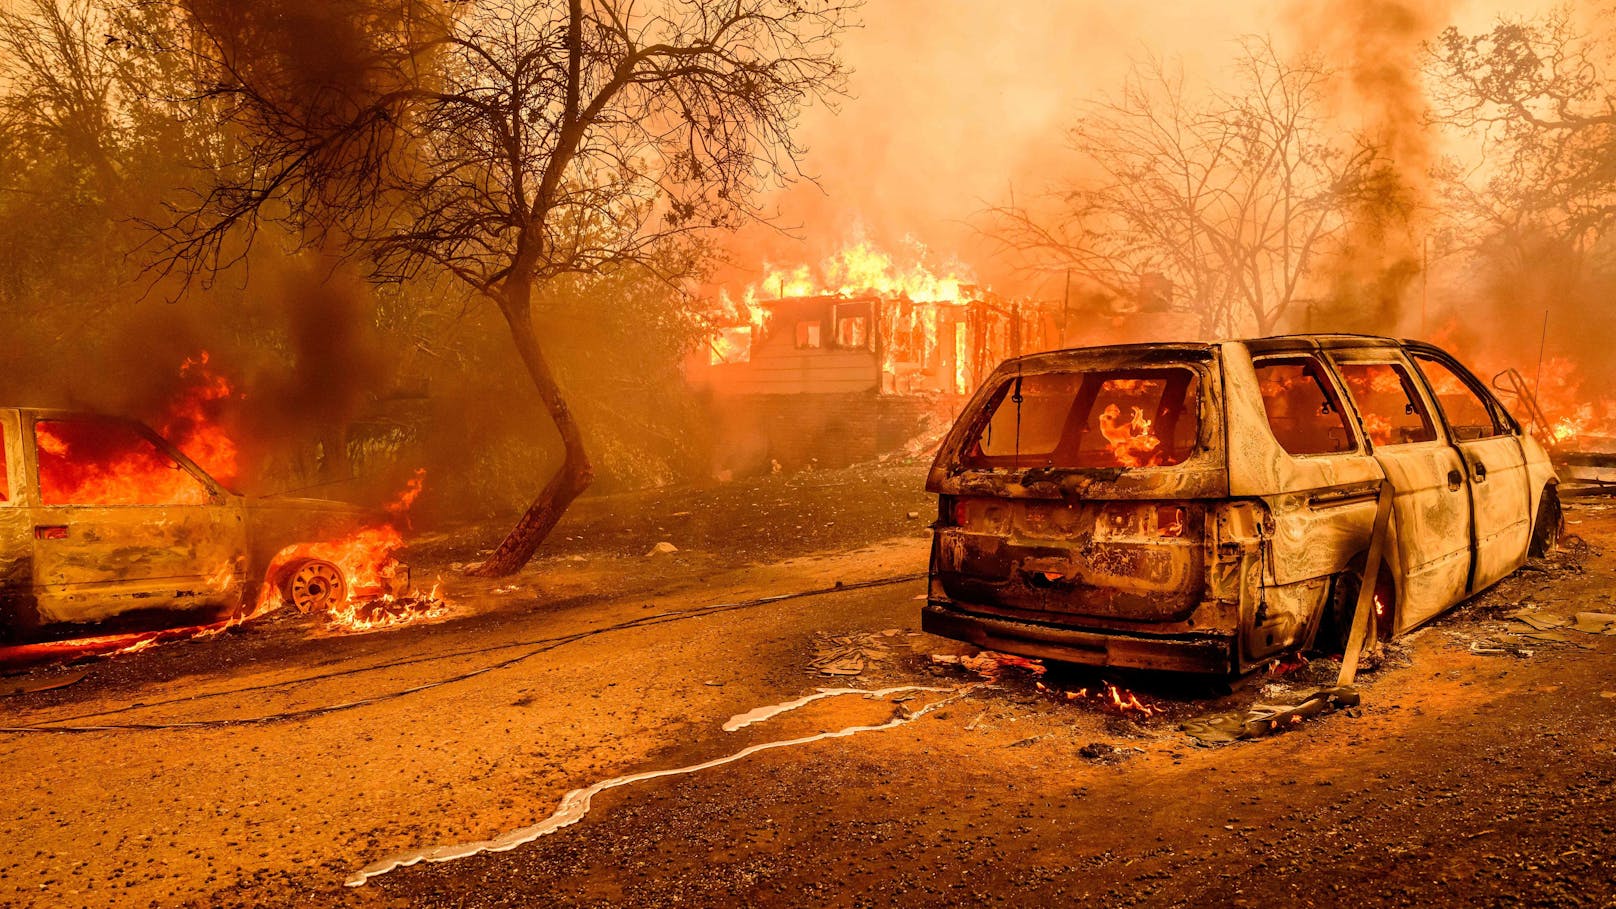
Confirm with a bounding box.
[1287,0,1453,333]
[229,253,389,490]
[720,0,1278,298]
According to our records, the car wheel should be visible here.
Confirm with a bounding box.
[1529,485,1562,558]
[1317,564,1395,653]
[282,559,347,614]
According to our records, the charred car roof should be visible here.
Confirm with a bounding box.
[991,334,1414,372]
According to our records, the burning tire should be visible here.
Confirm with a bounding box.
[282,559,348,614]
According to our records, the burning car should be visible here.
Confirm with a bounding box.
[0,408,412,643]
[922,335,1560,675]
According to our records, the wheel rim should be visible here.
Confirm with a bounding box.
[288,561,347,613]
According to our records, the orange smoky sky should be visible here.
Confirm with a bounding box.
[713,0,1552,298]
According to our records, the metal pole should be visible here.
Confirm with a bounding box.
[1532,308,1550,402]
[1421,237,1428,339]
[1061,268,1072,346]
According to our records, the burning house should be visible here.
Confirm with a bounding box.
[689,243,1199,476]
[691,287,1043,475]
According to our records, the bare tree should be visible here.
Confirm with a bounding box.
[145,0,855,576]
[0,0,128,200]
[987,38,1376,336]
[1429,9,1616,257]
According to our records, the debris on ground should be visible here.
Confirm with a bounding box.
[1503,606,1616,642]
[645,542,679,557]
[1181,687,1361,746]
[809,630,903,676]
[1465,637,1536,658]
[1357,641,1413,673]
[930,650,1047,680]
[1507,608,1569,631]
[1077,742,1140,765]
[1571,611,1616,634]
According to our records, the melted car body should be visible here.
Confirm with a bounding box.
[923,336,1559,675]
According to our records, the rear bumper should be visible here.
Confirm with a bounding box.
[923,599,1236,674]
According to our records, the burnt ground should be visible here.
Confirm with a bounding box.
[1,459,1614,908]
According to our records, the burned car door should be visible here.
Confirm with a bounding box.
[1327,349,1474,632]
[1409,348,1533,592]
[1241,351,1378,659]
[24,416,246,627]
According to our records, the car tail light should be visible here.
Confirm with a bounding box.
[1094,502,1199,540]
[945,497,1012,532]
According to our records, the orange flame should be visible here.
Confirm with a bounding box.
[34,352,240,506]
[386,467,427,523]
[750,237,972,303]
[260,471,448,633]
[1097,404,1163,468]
[164,351,240,483]
[1050,680,1161,718]
[36,420,213,506]
[709,234,984,394]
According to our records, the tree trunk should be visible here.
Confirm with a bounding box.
[470,280,594,577]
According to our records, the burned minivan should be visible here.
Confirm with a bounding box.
[923,335,1559,675]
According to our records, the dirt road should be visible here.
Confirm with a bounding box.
[2,463,1613,908]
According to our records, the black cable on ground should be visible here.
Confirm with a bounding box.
[0,573,926,734]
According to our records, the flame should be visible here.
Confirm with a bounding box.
[260,471,448,633]
[1103,681,1159,717]
[712,234,981,394]
[1502,357,1615,449]
[708,325,754,365]
[36,420,214,506]
[385,467,427,525]
[1097,403,1162,468]
[1048,680,1161,718]
[1361,413,1394,448]
[34,352,239,506]
[163,351,240,483]
[1552,414,1584,443]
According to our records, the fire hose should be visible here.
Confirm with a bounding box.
[0,573,926,734]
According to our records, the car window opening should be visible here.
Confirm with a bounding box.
[1414,354,1505,441]
[1335,363,1438,447]
[1254,357,1356,455]
[967,367,1200,469]
[36,418,210,506]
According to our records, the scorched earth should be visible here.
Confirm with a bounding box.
[1,459,1613,908]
